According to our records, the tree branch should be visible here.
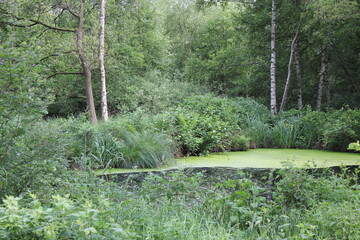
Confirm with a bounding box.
[53,8,65,22]
[40,50,77,62]
[4,21,37,27]
[2,9,76,32]
[66,6,79,19]
[27,18,76,32]
[47,72,83,79]
[226,62,269,69]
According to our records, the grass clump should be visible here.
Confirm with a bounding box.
[82,125,174,169]
[117,130,173,168]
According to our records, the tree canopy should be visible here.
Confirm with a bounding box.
[1,0,359,118]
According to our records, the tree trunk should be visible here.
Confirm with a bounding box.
[316,45,328,111]
[279,31,298,112]
[294,40,303,110]
[270,0,277,114]
[99,0,109,121]
[77,0,98,124]
[325,70,331,105]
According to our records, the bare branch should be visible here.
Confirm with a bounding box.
[27,18,76,32]
[66,6,79,19]
[2,9,76,32]
[36,28,49,38]
[4,21,38,27]
[40,50,77,62]
[47,72,83,79]
[53,8,65,22]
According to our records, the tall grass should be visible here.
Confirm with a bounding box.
[84,128,173,169]
[246,118,273,148]
[118,130,173,168]
[88,132,124,169]
[272,117,303,148]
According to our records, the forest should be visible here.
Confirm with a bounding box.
[1,0,360,239]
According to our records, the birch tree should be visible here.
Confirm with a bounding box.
[294,40,303,110]
[316,45,328,111]
[269,0,277,114]
[279,0,307,112]
[99,0,109,121]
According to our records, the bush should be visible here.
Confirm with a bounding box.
[348,141,360,151]
[174,111,232,155]
[0,119,79,200]
[323,109,360,151]
[297,109,328,149]
[0,195,133,239]
[227,134,250,151]
[170,95,247,155]
[0,45,53,200]
[233,97,272,128]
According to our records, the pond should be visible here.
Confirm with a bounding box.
[97,149,360,175]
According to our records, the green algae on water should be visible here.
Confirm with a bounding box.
[96,149,360,175]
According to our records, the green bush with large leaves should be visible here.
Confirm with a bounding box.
[0,195,133,240]
[167,95,253,155]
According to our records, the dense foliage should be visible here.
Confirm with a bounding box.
[2,0,359,116]
[1,167,359,239]
[1,0,359,239]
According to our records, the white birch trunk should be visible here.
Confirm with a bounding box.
[294,40,303,110]
[270,0,277,114]
[316,45,328,111]
[99,0,109,121]
[279,32,298,112]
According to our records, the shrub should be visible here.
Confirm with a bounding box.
[323,109,360,151]
[0,45,53,200]
[174,111,233,155]
[274,166,359,209]
[227,134,250,151]
[0,195,133,239]
[348,141,360,151]
[169,95,248,155]
[233,97,272,128]
[297,109,328,149]
[0,119,79,200]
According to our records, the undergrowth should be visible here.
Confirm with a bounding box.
[1,167,359,239]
